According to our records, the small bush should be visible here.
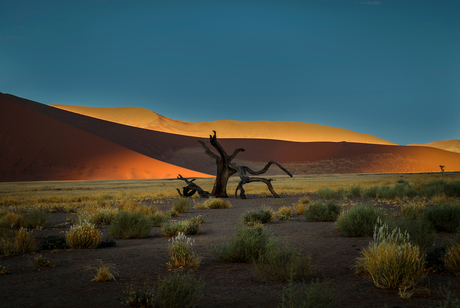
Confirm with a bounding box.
[37,235,69,250]
[147,212,171,227]
[14,228,35,254]
[108,211,152,239]
[210,224,274,263]
[276,206,293,220]
[394,217,437,252]
[25,208,49,229]
[87,207,119,225]
[66,221,102,249]
[156,272,203,308]
[241,207,274,225]
[172,197,190,213]
[33,254,55,268]
[4,212,27,229]
[0,264,8,275]
[254,244,311,282]
[335,204,385,237]
[201,198,232,209]
[347,185,362,198]
[124,285,155,308]
[316,187,336,199]
[281,278,337,308]
[444,242,460,276]
[304,201,341,222]
[167,232,200,268]
[401,202,425,220]
[162,220,200,237]
[189,215,205,225]
[424,202,460,233]
[90,261,117,282]
[356,220,426,294]
[363,186,379,198]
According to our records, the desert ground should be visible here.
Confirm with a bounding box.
[1,173,460,308]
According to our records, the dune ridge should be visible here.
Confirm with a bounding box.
[50,104,395,145]
[0,94,212,182]
[409,139,460,154]
[2,93,460,182]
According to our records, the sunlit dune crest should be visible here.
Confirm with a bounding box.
[0,94,212,182]
[51,105,395,145]
[408,139,460,154]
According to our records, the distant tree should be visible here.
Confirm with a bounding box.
[440,165,445,174]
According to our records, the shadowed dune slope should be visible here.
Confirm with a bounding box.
[2,93,460,181]
[51,104,395,145]
[409,139,460,154]
[0,94,212,182]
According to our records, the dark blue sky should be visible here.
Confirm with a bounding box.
[1,0,459,145]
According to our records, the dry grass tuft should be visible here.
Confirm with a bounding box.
[90,261,118,282]
[66,220,101,249]
[167,232,200,268]
[33,254,56,268]
[444,242,460,276]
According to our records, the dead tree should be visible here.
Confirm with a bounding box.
[197,131,292,198]
[176,174,211,198]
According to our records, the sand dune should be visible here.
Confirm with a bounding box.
[51,104,395,145]
[2,93,460,182]
[0,94,212,182]
[409,139,460,154]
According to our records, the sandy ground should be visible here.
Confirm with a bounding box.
[1,194,459,308]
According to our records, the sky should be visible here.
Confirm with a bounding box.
[1,0,459,145]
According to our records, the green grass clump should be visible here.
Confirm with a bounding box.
[400,202,426,220]
[124,286,155,308]
[0,228,36,256]
[33,254,56,268]
[355,220,426,296]
[241,207,274,225]
[424,202,460,233]
[147,212,171,227]
[210,223,274,263]
[335,204,385,237]
[162,220,200,237]
[393,217,437,252]
[172,197,190,213]
[281,278,337,308]
[167,232,200,268]
[108,211,152,239]
[443,242,460,276]
[304,201,341,222]
[254,244,311,282]
[66,221,102,249]
[316,187,336,199]
[25,208,49,230]
[347,185,362,198]
[156,272,203,308]
[86,207,119,225]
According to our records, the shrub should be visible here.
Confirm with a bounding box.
[14,228,35,254]
[117,200,157,216]
[355,220,426,294]
[87,207,119,225]
[147,212,171,227]
[363,186,379,198]
[172,197,190,213]
[25,208,49,229]
[108,211,152,239]
[316,187,336,199]
[254,244,311,282]
[0,264,8,275]
[394,217,437,252]
[201,198,232,209]
[37,235,69,250]
[304,201,341,222]
[0,216,15,238]
[210,224,274,263]
[401,202,425,220]
[276,206,293,220]
[347,185,362,198]
[424,202,460,233]
[189,215,205,225]
[335,204,385,237]
[90,261,117,282]
[167,232,200,268]
[33,254,55,268]
[294,197,310,215]
[124,285,155,308]
[66,221,101,249]
[281,278,337,308]
[444,242,460,276]
[4,212,27,229]
[156,272,203,308]
[162,220,200,237]
[241,207,274,225]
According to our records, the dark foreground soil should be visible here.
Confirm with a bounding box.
[1,194,459,308]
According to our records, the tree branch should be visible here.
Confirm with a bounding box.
[197,140,219,162]
[241,161,293,177]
